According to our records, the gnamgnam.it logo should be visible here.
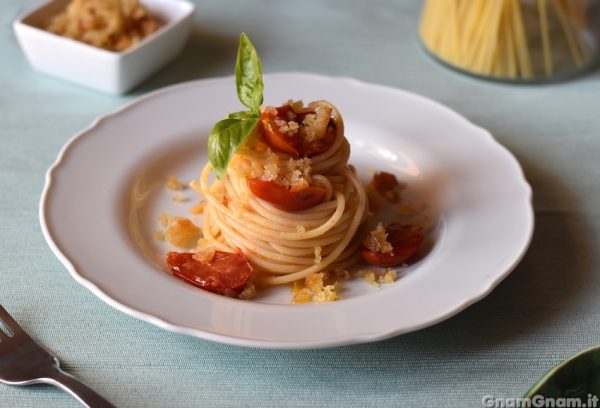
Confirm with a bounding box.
[482,394,599,408]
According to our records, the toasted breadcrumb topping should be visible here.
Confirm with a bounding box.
[283,157,312,188]
[262,150,280,181]
[166,175,186,190]
[380,268,397,284]
[259,150,313,189]
[301,104,332,143]
[194,239,216,262]
[153,231,165,241]
[165,217,202,248]
[264,100,334,148]
[358,270,380,287]
[172,193,188,203]
[291,272,341,304]
[286,100,305,113]
[158,213,173,228]
[210,180,227,205]
[357,268,398,287]
[314,246,322,264]
[275,119,300,136]
[265,106,279,116]
[46,0,161,52]
[191,200,206,215]
[238,282,257,300]
[363,222,393,254]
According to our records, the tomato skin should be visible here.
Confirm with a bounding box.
[166,251,253,295]
[360,224,424,267]
[259,105,336,157]
[248,179,327,211]
[259,107,301,156]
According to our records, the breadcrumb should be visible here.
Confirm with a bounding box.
[363,222,393,254]
[166,175,186,190]
[238,282,257,300]
[165,217,202,248]
[357,268,398,287]
[262,149,280,181]
[358,270,380,287]
[153,231,165,241]
[286,100,306,113]
[158,213,173,228]
[280,157,312,189]
[291,282,312,304]
[291,272,341,304]
[379,268,397,284]
[301,105,332,143]
[191,200,206,215]
[172,193,188,203]
[210,180,227,204]
[276,119,300,136]
[195,239,216,262]
[312,285,338,303]
[314,246,322,264]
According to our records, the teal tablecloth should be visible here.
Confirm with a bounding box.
[2,1,600,407]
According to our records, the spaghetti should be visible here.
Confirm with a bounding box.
[191,100,369,286]
[164,34,426,302]
[419,0,592,79]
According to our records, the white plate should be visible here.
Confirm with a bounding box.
[40,73,534,348]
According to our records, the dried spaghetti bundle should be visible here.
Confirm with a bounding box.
[420,0,592,79]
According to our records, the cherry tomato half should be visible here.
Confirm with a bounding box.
[360,224,424,267]
[260,105,301,156]
[248,179,327,211]
[372,172,399,195]
[166,251,253,295]
[259,105,336,157]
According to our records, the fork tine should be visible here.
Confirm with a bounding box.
[0,305,25,336]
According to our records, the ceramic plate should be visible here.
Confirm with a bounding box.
[40,73,533,348]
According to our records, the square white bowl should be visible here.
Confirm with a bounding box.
[13,0,195,95]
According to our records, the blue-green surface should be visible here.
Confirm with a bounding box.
[1,1,600,407]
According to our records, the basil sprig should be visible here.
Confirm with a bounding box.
[208,33,264,179]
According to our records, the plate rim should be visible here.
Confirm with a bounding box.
[39,72,535,348]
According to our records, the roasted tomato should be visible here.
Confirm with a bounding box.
[259,105,336,157]
[260,105,300,156]
[371,172,399,195]
[360,224,424,267]
[248,179,326,211]
[166,251,253,295]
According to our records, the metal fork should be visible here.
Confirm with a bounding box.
[0,305,115,407]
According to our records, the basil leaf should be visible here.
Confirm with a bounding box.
[235,33,263,113]
[228,110,257,120]
[207,34,263,179]
[208,117,259,179]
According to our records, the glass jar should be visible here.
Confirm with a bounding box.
[419,0,600,82]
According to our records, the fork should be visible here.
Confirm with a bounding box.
[0,305,115,408]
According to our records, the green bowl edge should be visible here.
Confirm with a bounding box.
[524,344,600,398]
